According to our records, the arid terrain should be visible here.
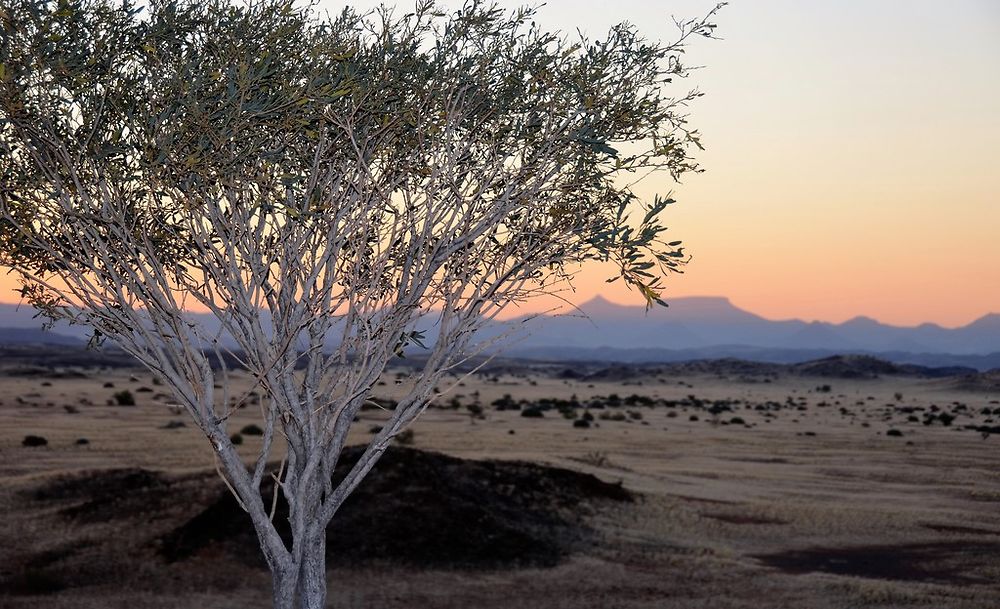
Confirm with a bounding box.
[1,351,999,609]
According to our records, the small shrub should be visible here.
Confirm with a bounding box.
[886,429,903,437]
[22,435,48,447]
[521,407,544,418]
[103,381,115,388]
[75,438,90,445]
[241,424,264,436]
[113,390,135,406]
[63,405,79,414]
[230,433,243,445]
[573,419,591,429]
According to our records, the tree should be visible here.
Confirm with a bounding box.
[0,0,719,606]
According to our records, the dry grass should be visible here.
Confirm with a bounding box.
[1,366,999,608]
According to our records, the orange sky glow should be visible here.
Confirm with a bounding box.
[2,1,997,328]
[481,0,1000,327]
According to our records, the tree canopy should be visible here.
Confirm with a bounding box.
[0,1,720,606]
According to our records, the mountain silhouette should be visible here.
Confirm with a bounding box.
[1,297,997,367]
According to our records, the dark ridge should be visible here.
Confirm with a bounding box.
[157,446,633,570]
[922,523,1000,537]
[668,494,739,506]
[789,355,903,379]
[701,513,788,526]
[754,541,1000,584]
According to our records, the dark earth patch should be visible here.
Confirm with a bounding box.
[668,494,739,506]
[30,467,174,522]
[160,446,632,570]
[754,541,1000,585]
[922,523,1000,537]
[2,447,632,595]
[702,512,788,526]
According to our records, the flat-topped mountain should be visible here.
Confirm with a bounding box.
[504,295,1000,357]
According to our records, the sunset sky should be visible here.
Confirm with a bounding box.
[2,0,997,328]
[490,0,1000,327]
[676,0,999,329]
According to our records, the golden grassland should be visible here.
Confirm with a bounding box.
[1,363,999,608]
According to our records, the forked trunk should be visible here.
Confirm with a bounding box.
[271,531,328,609]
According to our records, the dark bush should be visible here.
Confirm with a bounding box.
[112,390,135,406]
[230,433,243,445]
[572,419,591,429]
[521,407,544,418]
[240,424,264,436]
[886,429,903,437]
[23,435,48,447]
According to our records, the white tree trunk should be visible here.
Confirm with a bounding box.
[271,530,327,609]
[296,532,327,609]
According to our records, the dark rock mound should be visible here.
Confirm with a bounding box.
[582,365,642,382]
[30,467,175,522]
[899,365,978,379]
[659,358,783,378]
[755,541,1000,585]
[791,355,902,379]
[950,369,1000,392]
[161,446,632,570]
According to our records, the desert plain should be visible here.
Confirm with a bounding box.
[1,350,999,609]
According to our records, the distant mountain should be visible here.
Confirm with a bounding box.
[500,295,999,356]
[0,327,84,346]
[1,297,998,369]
